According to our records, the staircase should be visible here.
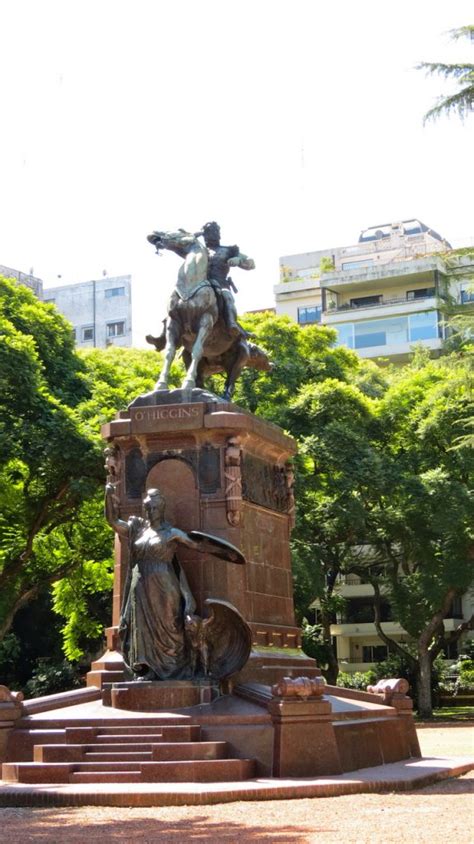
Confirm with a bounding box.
[2,717,256,784]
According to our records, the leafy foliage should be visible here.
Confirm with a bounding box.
[419,25,474,122]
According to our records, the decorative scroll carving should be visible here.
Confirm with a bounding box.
[271,676,326,699]
[0,685,24,704]
[225,437,242,526]
[367,678,410,704]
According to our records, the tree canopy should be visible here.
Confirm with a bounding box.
[419,25,474,122]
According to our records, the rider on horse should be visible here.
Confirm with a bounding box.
[200,221,255,338]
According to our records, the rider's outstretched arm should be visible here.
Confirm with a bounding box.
[229,252,255,271]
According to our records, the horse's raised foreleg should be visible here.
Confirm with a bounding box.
[155,319,180,390]
[182,313,214,389]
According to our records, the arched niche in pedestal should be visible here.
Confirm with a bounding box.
[146,457,203,610]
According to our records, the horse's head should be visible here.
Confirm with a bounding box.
[147,229,200,258]
[147,231,165,252]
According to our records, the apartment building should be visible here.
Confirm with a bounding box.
[324,575,473,674]
[275,220,473,362]
[0,264,43,298]
[43,275,132,348]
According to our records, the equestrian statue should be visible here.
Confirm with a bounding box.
[146,222,271,400]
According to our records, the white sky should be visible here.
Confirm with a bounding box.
[0,0,473,345]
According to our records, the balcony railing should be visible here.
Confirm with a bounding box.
[325,293,438,315]
[336,574,363,586]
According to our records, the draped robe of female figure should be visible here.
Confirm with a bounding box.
[119,516,196,680]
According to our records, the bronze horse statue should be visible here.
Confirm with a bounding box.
[146,229,271,399]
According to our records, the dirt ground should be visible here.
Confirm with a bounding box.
[0,725,472,844]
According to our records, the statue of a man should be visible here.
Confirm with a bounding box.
[200,221,255,337]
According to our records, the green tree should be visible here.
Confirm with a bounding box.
[368,353,474,717]
[49,345,166,661]
[0,277,101,641]
[286,344,473,713]
[419,26,474,122]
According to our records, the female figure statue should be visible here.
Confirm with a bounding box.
[105,484,203,681]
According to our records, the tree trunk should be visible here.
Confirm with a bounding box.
[417,646,433,719]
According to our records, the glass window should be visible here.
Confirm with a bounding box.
[354,316,408,349]
[335,323,354,349]
[105,287,125,298]
[82,327,94,342]
[298,306,321,324]
[460,285,474,304]
[362,645,389,663]
[408,311,439,341]
[406,288,435,300]
[107,321,125,337]
[350,295,382,308]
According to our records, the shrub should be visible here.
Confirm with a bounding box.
[336,670,376,690]
[24,659,83,698]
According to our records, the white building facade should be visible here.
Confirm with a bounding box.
[274,220,473,363]
[0,264,43,298]
[43,275,132,348]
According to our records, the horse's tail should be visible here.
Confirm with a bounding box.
[145,319,167,351]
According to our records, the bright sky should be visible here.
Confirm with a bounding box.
[1,1,473,345]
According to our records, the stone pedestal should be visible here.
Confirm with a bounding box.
[88,390,318,688]
[104,680,219,711]
[268,695,342,778]
[0,686,23,763]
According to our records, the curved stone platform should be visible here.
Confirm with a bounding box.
[0,755,472,807]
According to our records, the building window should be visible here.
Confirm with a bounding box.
[71,328,76,341]
[362,645,389,663]
[336,323,355,349]
[408,310,440,341]
[350,295,382,308]
[335,311,439,350]
[82,326,94,342]
[298,306,321,325]
[341,259,374,271]
[460,285,474,304]
[105,287,125,298]
[44,298,55,304]
[406,288,436,300]
[107,321,125,337]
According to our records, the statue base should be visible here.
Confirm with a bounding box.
[103,680,219,711]
[93,391,318,690]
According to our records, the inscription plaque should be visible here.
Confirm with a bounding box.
[130,403,205,433]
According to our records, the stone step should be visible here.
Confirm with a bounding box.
[97,724,199,734]
[18,714,190,730]
[71,771,142,783]
[34,740,229,763]
[139,758,256,783]
[151,741,228,762]
[94,726,201,743]
[34,745,154,763]
[73,762,147,772]
[2,762,72,784]
[64,724,200,744]
[3,756,256,784]
[83,752,153,763]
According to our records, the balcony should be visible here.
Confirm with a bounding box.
[320,256,445,294]
[331,621,406,637]
[324,292,438,317]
